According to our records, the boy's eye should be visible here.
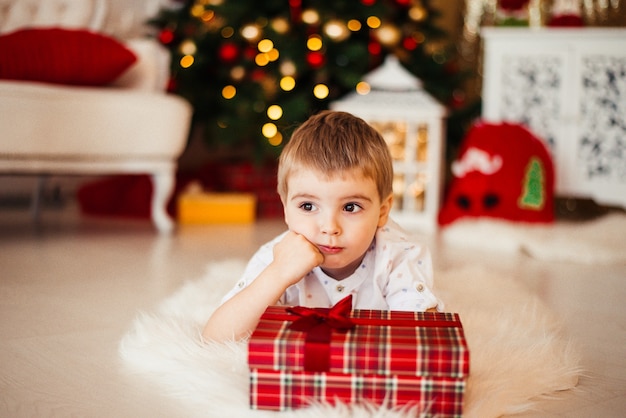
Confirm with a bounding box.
[344,203,363,213]
[299,202,315,211]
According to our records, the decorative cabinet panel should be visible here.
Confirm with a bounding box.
[482,28,626,208]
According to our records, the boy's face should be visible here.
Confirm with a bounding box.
[283,167,392,280]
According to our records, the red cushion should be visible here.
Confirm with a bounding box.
[0,28,137,86]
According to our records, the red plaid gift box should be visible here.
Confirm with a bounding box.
[248,295,469,417]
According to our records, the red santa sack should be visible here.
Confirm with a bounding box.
[438,122,555,226]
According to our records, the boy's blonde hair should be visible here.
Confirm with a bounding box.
[277,110,393,202]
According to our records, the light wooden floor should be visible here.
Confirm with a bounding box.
[1,203,625,417]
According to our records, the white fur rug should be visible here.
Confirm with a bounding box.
[441,213,626,264]
[119,259,581,418]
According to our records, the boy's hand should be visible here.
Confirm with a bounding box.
[272,231,324,286]
[203,231,321,343]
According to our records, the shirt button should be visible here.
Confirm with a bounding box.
[336,285,345,293]
[416,283,424,292]
[237,280,245,288]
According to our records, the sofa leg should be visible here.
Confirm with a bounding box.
[151,171,175,234]
[31,175,47,224]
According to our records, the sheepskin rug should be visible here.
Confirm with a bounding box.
[441,213,626,264]
[119,259,581,418]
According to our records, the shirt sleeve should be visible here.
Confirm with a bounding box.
[219,232,286,305]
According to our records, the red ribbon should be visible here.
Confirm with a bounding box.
[264,312,458,329]
[287,295,355,372]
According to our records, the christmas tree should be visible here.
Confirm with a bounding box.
[152,0,470,162]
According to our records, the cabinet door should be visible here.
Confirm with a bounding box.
[573,39,626,207]
[482,33,572,193]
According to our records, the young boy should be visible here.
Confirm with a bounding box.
[202,110,441,342]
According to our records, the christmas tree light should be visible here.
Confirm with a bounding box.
[151,0,468,161]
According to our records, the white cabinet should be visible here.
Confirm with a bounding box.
[481,27,626,208]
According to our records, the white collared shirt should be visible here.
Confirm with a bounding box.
[221,219,442,311]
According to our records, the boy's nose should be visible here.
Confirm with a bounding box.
[320,215,341,235]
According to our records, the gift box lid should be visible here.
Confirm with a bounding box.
[248,298,469,378]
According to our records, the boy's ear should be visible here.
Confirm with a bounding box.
[377,193,393,227]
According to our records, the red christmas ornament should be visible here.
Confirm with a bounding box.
[368,40,382,55]
[158,28,174,45]
[219,42,240,63]
[395,0,411,6]
[306,51,325,68]
[361,0,376,5]
[499,0,530,11]
[402,36,418,51]
[244,46,257,60]
[289,0,302,23]
[251,69,266,82]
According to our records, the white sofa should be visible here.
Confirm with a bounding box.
[0,0,192,233]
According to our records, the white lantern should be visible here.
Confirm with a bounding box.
[331,55,447,232]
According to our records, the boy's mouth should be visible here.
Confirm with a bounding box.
[318,245,343,255]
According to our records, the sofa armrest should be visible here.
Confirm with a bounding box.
[109,38,170,92]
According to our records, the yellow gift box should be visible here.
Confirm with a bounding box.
[177,190,257,224]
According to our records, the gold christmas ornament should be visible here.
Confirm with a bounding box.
[324,19,350,41]
[374,23,402,46]
[179,39,197,55]
[306,35,323,51]
[347,19,362,31]
[241,24,261,41]
[302,9,320,24]
[257,39,273,52]
[221,26,234,38]
[255,53,270,66]
[190,4,205,18]
[280,60,297,76]
[180,55,194,68]
[366,16,382,28]
[230,66,245,81]
[313,84,329,99]
[262,122,278,138]
[267,132,283,146]
[271,17,290,34]
[221,85,236,99]
[356,81,371,95]
[280,76,296,91]
[267,105,283,120]
[409,5,427,22]
[267,48,279,62]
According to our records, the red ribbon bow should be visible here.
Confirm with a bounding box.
[287,295,355,372]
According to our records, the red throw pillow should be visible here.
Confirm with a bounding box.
[0,28,137,86]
